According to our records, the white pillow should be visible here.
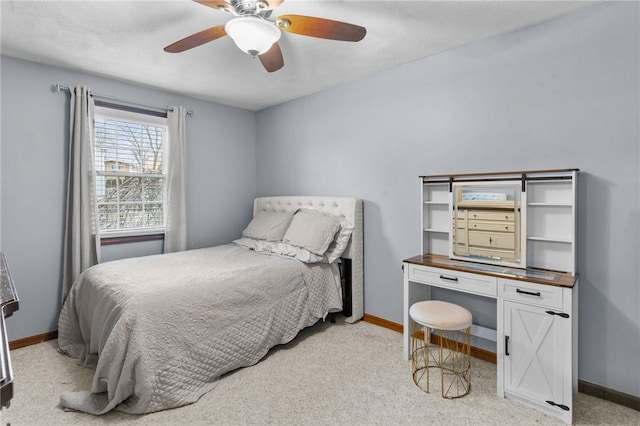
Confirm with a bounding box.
[324,217,354,263]
[283,209,341,255]
[241,211,293,241]
[233,238,326,263]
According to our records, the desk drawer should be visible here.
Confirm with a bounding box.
[499,278,563,310]
[408,264,497,297]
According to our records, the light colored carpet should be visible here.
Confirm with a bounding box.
[2,319,638,425]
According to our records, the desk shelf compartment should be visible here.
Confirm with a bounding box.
[526,179,576,274]
[422,182,450,255]
[526,205,573,243]
[526,180,574,205]
[527,240,574,273]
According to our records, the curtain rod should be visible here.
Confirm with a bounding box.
[54,84,193,117]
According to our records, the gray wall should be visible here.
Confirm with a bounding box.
[256,2,640,397]
[0,56,257,340]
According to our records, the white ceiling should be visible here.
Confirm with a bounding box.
[1,1,592,111]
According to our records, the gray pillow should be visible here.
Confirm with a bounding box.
[283,209,341,255]
[241,211,294,241]
[325,216,353,263]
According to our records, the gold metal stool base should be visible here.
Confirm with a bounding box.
[411,320,471,399]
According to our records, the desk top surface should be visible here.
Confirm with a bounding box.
[404,254,577,288]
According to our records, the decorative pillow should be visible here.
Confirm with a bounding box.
[324,217,354,263]
[241,211,294,241]
[233,238,326,263]
[283,209,341,256]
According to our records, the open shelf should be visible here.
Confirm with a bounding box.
[424,228,449,233]
[527,236,573,244]
[527,239,574,272]
[527,180,574,205]
[527,203,572,207]
[423,232,449,255]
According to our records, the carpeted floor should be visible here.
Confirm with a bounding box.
[2,319,639,425]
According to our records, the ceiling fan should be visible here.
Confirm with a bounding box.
[164,0,367,73]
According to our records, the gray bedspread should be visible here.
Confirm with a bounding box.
[57,244,342,415]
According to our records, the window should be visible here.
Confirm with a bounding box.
[94,106,168,236]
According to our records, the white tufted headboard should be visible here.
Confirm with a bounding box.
[253,196,363,323]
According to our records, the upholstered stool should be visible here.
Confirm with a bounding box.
[410,300,472,398]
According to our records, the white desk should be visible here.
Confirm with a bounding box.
[403,254,578,424]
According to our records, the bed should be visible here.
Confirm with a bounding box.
[57,196,363,415]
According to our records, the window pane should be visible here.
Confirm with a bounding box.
[95,118,165,175]
[94,112,167,232]
[144,203,164,228]
[97,175,121,205]
[119,176,142,202]
[119,203,143,229]
[97,204,118,231]
[143,177,163,202]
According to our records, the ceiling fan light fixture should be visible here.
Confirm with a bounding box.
[225,16,281,57]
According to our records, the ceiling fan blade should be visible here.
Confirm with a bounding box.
[164,25,227,53]
[259,42,284,73]
[193,0,232,12]
[276,15,366,42]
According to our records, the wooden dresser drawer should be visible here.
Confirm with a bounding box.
[408,264,497,298]
[468,210,515,221]
[469,231,516,250]
[499,278,563,310]
[469,220,515,233]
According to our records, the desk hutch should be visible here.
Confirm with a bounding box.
[403,169,578,424]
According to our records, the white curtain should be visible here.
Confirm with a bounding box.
[164,106,187,253]
[61,86,101,303]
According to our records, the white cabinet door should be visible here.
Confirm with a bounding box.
[503,301,571,412]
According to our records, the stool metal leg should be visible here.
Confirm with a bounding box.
[411,323,471,399]
[411,319,430,392]
[439,326,471,399]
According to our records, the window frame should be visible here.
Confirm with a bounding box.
[93,105,169,240]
